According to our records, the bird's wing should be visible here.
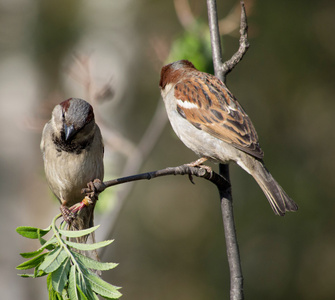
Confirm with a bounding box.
[174,72,264,159]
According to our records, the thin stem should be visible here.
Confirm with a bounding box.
[222,1,250,81]
[218,164,243,300]
[51,214,83,275]
[207,0,247,299]
[207,0,224,78]
[83,164,230,195]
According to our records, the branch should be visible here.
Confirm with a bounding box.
[208,0,249,83]
[207,1,248,299]
[207,0,224,78]
[221,1,250,80]
[82,164,230,195]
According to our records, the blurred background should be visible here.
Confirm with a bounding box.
[1,0,335,299]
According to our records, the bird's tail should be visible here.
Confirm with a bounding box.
[238,156,298,216]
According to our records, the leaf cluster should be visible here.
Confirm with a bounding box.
[16,214,121,300]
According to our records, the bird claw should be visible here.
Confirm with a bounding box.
[185,157,213,184]
[188,174,195,184]
[198,164,213,173]
[60,179,100,226]
[187,157,212,173]
[84,179,101,199]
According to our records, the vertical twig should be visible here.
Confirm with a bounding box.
[222,1,250,80]
[207,1,246,299]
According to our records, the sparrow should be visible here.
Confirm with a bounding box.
[159,60,298,216]
[40,98,104,235]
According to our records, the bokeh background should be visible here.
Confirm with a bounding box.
[1,0,335,299]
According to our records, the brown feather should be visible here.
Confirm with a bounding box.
[174,71,264,159]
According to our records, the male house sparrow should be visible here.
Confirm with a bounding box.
[40,98,104,233]
[159,60,298,216]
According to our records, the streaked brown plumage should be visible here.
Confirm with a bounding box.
[160,60,298,216]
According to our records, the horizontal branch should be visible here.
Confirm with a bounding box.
[82,164,230,196]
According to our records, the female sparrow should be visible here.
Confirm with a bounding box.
[159,60,298,216]
[40,98,104,234]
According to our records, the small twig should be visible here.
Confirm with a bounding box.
[82,164,230,196]
[221,1,250,81]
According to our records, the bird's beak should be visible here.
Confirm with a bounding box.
[64,124,76,141]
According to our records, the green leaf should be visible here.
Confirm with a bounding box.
[16,252,48,270]
[38,228,49,246]
[47,273,60,300]
[20,248,44,259]
[89,291,99,300]
[34,267,46,278]
[65,239,114,251]
[40,236,58,251]
[50,289,62,300]
[76,271,89,296]
[52,257,71,293]
[19,237,57,258]
[17,215,121,300]
[47,274,54,297]
[19,268,46,278]
[58,225,100,238]
[68,265,79,300]
[76,285,89,300]
[39,237,48,247]
[38,247,68,273]
[18,273,35,278]
[16,226,51,239]
[68,266,92,300]
[73,252,118,271]
[83,271,121,299]
[55,293,63,300]
[62,289,69,300]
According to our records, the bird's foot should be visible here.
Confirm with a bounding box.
[187,157,212,172]
[84,179,102,200]
[186,157,212,184]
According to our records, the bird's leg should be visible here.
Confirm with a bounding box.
[60,195,94,227]
[70,196,93,214]
[60,204,76,225]
[64,179,100,218]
